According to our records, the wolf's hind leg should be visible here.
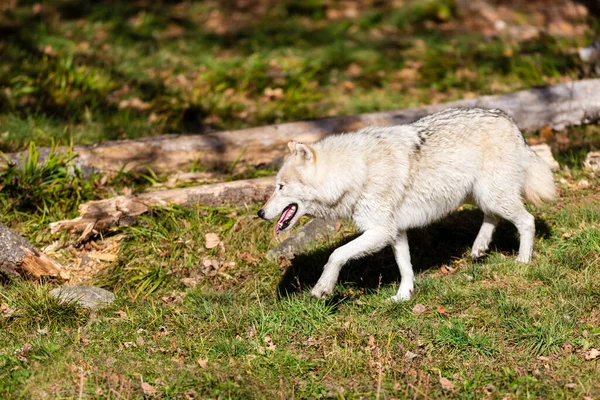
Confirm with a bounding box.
[389,231,414,302]
[471,214,499,259]
[477,191,535,263]
[310,228,390,299]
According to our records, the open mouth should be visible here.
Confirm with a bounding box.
[276,203,298,234]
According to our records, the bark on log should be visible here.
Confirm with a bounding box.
[5,79,600,175]
[50,177,274,241]
[0,222,68,281]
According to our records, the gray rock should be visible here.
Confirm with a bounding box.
[49,286,115,310]
[584,151,600,171]
[267,219,337,261]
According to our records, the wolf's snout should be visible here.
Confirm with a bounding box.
[257,209,266,219]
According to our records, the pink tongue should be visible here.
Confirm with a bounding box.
[276,206,295,233]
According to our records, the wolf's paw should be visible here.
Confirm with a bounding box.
[470,247,487,260]
[515,254,531,264]
[388,287,413,302]
[310,281,334,299]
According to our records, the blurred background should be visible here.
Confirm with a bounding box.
[0,0,598,152]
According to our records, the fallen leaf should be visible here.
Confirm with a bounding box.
[205,233,220,249]
[404,350,418,360]
[197,358,208,368]
[136,336,145,347]
[342,80,355,93]
[119,97,150,110]
[0,303,15,318]
[439,377,454,391]
[584,348,599,360]
[141,381,155,396]
[263,87,284,100]
[184,389,198,400]
[565,383,577,389]
[180,277,198,287]
[540,125,554,142]
[436,306,449,315]
[264,335,276,351]
[412,303,427,315]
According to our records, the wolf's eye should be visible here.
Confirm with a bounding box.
[278,184,284,190]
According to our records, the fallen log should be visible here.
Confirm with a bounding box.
[50,143,559,241]
[5,79,600,175]
[50,177,274,241]
[0,222,68,281]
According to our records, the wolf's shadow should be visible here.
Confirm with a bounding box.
[277,209,551,297]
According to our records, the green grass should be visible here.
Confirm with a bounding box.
[0,0,596,152]
[1,170,599,398]
[1,0,600,398]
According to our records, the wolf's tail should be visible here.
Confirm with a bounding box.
[523,149,557,206]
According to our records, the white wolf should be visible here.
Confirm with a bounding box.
[258,108,556,301]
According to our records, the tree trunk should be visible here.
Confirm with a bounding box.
[5,79,600,175]
[50,177,274,242]
[0,222,68,281]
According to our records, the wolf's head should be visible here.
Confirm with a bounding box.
[257,141,319,234]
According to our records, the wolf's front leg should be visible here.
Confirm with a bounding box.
[311,229,391,299]
[389,230,414,302]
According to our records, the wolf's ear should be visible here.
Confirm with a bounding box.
[295,143,315,163]
[287,141,298,155]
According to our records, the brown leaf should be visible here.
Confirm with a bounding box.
[345,63,362,77]
[540,125,554,142]
[119,97,150,110]
[180,277,199,287]
[263,87,284,100]
[264,335,276,351]
[184,389,198,400]
[584,348,599,361]
[197,358,208,368]
[0,303,15,318]
[436,306,449,315]
[412,304,427,315]
[439,377,454,391]
[141,381,155,396]
[342,80,355,93]
[205,233,221,249]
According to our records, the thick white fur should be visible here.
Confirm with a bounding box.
[259,108,556,301]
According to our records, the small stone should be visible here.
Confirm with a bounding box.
[404,350,418,360]
[49,286,115,310]
[584,151,600,171]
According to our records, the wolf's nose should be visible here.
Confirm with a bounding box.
[257,209,266,219]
